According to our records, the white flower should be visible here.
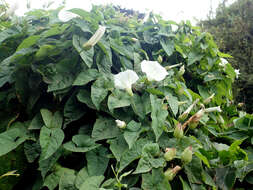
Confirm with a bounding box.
[114,70,139,96]
[83,25,106,49]
[219,58,228,67]
[141,60,168,81]
[235,69,240,79]
[204,106,222,113]
[58,8,78,22]
[5,1,19,17]
[115,120,126,129]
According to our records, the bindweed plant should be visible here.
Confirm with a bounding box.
[0,4,253,190]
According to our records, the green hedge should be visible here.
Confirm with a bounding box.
[0,5,253,190]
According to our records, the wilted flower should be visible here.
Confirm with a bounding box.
[173,123,184,139]
[179,99,199,121]
[203,93,215,104]
[164,166,181,181]
[58,8,78,22]
[114,70,139,96]
[115,120,126,129]
[141,60,168,81]
[83,25,106,50]
[235,69,240,79]
[164,148,176,161]
[181,146,192,164]
[188,108,205,129]
[204,106,222,113]
[219,58,228,67]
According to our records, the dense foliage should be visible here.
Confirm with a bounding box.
[200,0,253,112]
[0,5,253,190]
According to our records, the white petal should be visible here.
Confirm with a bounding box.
[114,70,139,90]
[141,60,168,81]
[115,120,126,128]
[235,69,240,79]
[58,9,77,22]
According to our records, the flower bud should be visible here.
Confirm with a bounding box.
[115,119,126,129]
[181,146,192,164]
[164,166,181,181]
[174,123,184,139]
[238,102,244,108]
[83,25,106,50]
[178,65,185,76]
[165,63,182,70]
[157,55,163,63]
[131,38,138,42]
[164,148,176,162]
[204,106,222,113]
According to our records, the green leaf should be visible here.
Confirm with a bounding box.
[141,168,171,190]
[150,95,168,141]
[188,51,203,66]
[77,89,96,109]
[131,93,151,119]
[39,148,63,179]
[73,34,94,68]
[86,146,109,176]
[59,168,77,190]
[50,111,63,129]
[24,141,41,163]
[165,92,178,116]
[63,134,100,153]
[195,151,210,168]
[17,35,40,51]
[29,113,44,130]
[108,90,131,112]
[0,122,28,156]
[160,37,174,57]
[179,176,191,190]
[40,109,53,128]
[79,176,104,190]
[47,73,74,92]
[124,121,142,149]
[184,156,203,184]
[39,127,64,160]
[119,138,150,172]
[73,69,99,86]
[134,143,165,174]
[92,117,121,141]
[91,77,109,109]
[42,24,69,38]
[64,93,87,125]
[215,167,236,190]
[108,135,128,162]
[75,167,89,189]
[43,165,76,190]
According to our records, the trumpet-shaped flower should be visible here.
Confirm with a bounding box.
[204,106,222,113]
[83,25,106,49]
[235,69,240,79]
[141,60,168,81]
[114,70,139,96]
[58,9,78,22]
